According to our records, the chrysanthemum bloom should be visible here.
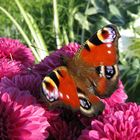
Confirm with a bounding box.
[0,71,44,102]
[78,102,140,140]
[0,58,22,79]
[0,76,83,140]
[0,38,35,79]
[0,79,50,140]
[0,38,34,67]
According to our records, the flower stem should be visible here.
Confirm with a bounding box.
[53,0,62,49]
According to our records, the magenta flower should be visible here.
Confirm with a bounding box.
[0,76,83,140]
[78,102,140,140]
[0,85,50,139]
[0,38,34,67]
[0,38,35,79]
[0,58,23,79]
[0,71,45,102]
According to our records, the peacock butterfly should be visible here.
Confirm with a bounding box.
[41,24,120,117]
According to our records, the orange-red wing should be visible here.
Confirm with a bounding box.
[41,66,80,111]
[79,24,120,67]
[80,41,118,66]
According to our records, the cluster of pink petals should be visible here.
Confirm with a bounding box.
[0,76,83,140]
[0,38,50,139]
[0,72,41,98]
[0,78,50,139]
[0,38,34,79]
[0,58,22,79]
[78,102,140,140]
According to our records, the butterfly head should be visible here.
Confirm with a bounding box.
[97,24,120,43]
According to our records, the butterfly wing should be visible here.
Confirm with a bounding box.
[65,24,120,98]
[41,66,104,117]
[79,24,120,67]
[94,64,119,98]
[41,66,80,110]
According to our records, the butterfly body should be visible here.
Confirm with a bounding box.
[41,24,120,117]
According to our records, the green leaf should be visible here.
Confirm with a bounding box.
[27,13,49,57]
[85,7,98,15]
[132,58,140,70]
[109,4,121,17]
[91,0,109,14]
[110,15,125,25]
[74,12,91,30]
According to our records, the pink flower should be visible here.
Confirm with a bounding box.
[0,86,50,139]
[0,58,23,79]
[0,76,83,140]
[34,42,80,76]
[78,102,140,140]
[0,38,34,67]
[13,72,42,99]
[0,38,35,79]
[0,72,44,102]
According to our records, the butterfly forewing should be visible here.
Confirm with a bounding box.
[78,24,120,67]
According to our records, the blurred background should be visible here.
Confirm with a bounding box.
[0,0,140,103]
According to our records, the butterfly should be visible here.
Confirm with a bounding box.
[41,24,120,117]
